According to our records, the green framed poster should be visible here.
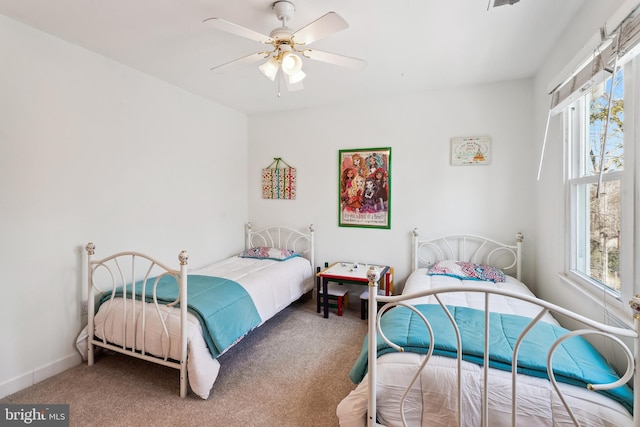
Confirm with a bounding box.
[338,147,391,229]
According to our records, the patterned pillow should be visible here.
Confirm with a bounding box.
[239,247,300,261]
[427,260,505,283]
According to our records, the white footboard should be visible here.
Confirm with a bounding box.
[364,268,640,427]
[85,243,190,397]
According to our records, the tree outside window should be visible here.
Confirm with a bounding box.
[572,70,624,292]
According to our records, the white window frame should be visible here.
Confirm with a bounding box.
[564,54,639,314]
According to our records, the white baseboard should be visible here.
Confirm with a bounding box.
[0,353,82,399]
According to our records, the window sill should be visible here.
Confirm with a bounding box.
[557,273,633,329]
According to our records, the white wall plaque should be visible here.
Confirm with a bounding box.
[450,136,491,166]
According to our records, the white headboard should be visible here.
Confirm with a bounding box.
[245,222,315,273]
[411,228,523,281]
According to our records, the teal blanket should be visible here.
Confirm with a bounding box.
[350,304,633,414]
[101,275,262,358]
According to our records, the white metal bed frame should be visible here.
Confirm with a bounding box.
[364,229,640,426]
[84,222,315,398]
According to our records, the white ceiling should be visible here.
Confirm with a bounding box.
[0,0,586,115]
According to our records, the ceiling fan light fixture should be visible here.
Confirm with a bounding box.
[281,52,303,75]
[206,2,366,95]
[287,69,306,85]
[259,57,279,81]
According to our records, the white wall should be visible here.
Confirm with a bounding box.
[532,1,628,321]
[0,15,248,397]
[248,79,537,291]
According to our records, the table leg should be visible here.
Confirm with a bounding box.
[323,277,329,318]
[384,271,390,295]
[316,267,321,313]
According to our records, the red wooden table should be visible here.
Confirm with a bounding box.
[316,262,391,318]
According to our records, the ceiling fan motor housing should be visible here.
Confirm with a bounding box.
[273,1,295,23]
[269,26,293,42]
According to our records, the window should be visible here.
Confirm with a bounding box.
[554,5,640,313]
[566,70,624,294]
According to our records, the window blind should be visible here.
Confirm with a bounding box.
[538,3,640,180]
[549,5,640,116]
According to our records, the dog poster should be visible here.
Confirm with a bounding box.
[339,147,391,229]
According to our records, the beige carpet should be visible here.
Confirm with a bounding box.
[1,296,368,427]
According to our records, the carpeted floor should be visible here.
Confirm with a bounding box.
[1,296,368,427]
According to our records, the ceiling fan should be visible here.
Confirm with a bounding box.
[492,0,520,6]
[203,1,367,93]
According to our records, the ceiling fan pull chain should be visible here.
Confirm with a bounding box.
[277,74,282,97]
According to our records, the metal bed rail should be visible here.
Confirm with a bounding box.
[85,243,189,397]
[365,267,640,427]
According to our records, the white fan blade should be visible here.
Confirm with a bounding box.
[210,52,269,72]
[291,12,348,46]
[203,17,273,44]
[302,49,367,69]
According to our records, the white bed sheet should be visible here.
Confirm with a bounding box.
[76,255,313,399]
[337,269,632,426]
[194,255,314,323]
